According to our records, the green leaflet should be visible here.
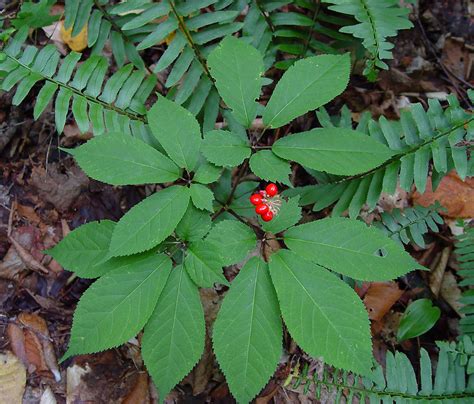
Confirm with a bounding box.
[62,253,172,360]
[148,96,201,171]
[397,299,440,342]
[190,183,214,212]
[201,130,251,167]
[272,128,394,175]
[109,186,190,257]
[262,54,350,128]
[207,36,264,128]
[284,217,422,281]
[249,150,292,186]
[213,257,282,403]
[66,133,180,185]
[176,204,212,242]
[269,250,372,375]
[261,196,301,234]
[142,265,205,401]
[184,240,229,287]
[193,159,222,184]
[47,220,115,278]
[205,220,257,266]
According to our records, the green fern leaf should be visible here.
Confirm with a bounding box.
[323,0,413,78]
[457,225,474,338]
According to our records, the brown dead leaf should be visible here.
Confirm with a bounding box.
[263,234,281,262]
[8,236,49,274]
[413,171,474,218]
[364,282,404,321]
[429,247,452,297]
[440,271,463,316]
[16,203,41,226]
[60,20,88,52]
[40,386,57,404]
[30,164,89,212]
[122,373,150,404]
[8,313,61,382]
[0,352,26,404]
[63,123,93,141]
[42,21,68,55]
[191,289,222,395]
[67,351,142,402]
[0,244,26,280]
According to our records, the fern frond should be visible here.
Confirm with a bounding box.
[64,0,146,70]
[0,29,156,143]
[375,202,444,249]
[457,224,474,338]
[293,95,473,218]
[291,337,474,402]
[64,0,243,120]
[322,0,413,79]
[250,0,355,69]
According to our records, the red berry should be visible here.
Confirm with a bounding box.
[255,203,269,215]
[261,210,274,222]
[250,193,263,206]
[265,183,278,197]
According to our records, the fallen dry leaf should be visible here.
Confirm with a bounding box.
[8,236,49,274]
[440,271,463,316]
[8,313,61,382]
[122,372,150,404]
[30,164,89,212]
[429,246,452,297]
[364,282,404,321]
[60,20,88,52]
[0,351,26,404]
[191,288,222,395]
[413,171,474,218]
[40,386,57,404]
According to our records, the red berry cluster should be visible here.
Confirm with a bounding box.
[249,183,280,222]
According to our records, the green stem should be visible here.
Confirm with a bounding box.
[168,0,213,82]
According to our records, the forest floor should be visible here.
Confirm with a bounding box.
[0,0,473,403]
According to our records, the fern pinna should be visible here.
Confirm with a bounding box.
[457,224,474,338]
[290,336,474,403]
[322,0,413,79]
[375,203,444,249]
[290,96,473,218]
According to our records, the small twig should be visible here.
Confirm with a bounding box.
[415,17,473,107]
[301,0,321,58]
[226,159,250,205]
